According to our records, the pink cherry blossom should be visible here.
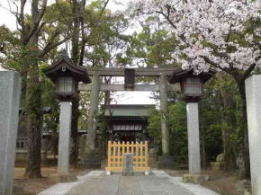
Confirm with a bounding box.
[131,0,261,73]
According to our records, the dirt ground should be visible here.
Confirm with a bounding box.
[166,169,245,195]
[201,170,242,195]
[13,167,90,195]
[14,167,244,195]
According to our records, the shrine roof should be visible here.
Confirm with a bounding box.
[103,104,155,117]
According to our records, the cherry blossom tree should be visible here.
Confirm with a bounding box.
[132,0,261,178]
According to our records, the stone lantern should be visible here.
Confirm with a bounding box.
[44,50,90,101]
[44,51,90,177]
[170,69,214,101]
[169,69,214,176]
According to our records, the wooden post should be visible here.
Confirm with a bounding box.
[145,141,148,167]
[108,141,112,167]
[159,74,170,155]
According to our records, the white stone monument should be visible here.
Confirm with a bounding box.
[245,75,261,195]
[0,66,21,195]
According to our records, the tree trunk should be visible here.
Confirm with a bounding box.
[201,133,207,170]
[71,94,80,166]
[70,0,85,166]
[86,74,100,152]
[71,0,81,65]
[219,86,237,171]
[24,0,43,178]
[236,81,250,179]
[24,62,42,178]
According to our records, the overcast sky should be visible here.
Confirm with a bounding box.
[0,0,156,105]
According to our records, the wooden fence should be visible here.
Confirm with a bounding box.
[105,141,150,173]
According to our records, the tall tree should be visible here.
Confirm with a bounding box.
[19,0,47,178]
[133,0,261,178]
[69,0,113,164]
[6,0,73,177]
[70,0,85,166]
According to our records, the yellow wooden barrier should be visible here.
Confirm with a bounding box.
[105,141,150,173]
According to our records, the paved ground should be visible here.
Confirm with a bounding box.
[39,170,219,195]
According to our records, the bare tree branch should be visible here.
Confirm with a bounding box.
[39,34,71,58]
[242,62,257,81]
[22,0,48,45]
[157,9,177,29]
[79,0,110,66]
[98,0,110,18]
[200,55,231,74]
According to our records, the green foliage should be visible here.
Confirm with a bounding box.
[40,63,59,133]
[147,108,161,144]
[83,2,130,67]
[127,23,178,68]
[78,91,91,130]
[147,73,245,167]
[199,73,243,166]
[147,102,188,163]
[168,102,188,163]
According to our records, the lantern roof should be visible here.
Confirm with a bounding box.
[44,50,91,83]
[169,69,215,84]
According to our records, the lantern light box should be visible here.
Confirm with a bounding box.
[169,69,215,101]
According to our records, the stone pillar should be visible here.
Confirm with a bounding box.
[159,74,169,155]
[0,70,21,195]
[186,102,201,174]
[58,101,72,175]
[86,73,100,152]
[245,75,261,195]
[122,153,134,176]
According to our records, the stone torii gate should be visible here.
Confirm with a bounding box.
[78,67,214,175]
[79,67,177,161]
[42,53,213,177]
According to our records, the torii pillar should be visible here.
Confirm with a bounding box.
[86,73,100,152]
[157,74,176,169]
[81,73,101,168]
[159,74,170,155]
